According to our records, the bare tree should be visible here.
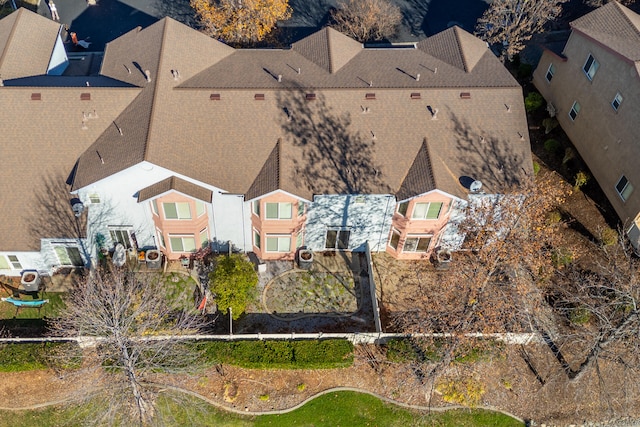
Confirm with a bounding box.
[394,173,568,392]
[475,0,568,60]
[330,0,402,42]
[190,0,292,45]
[50,269,207,426]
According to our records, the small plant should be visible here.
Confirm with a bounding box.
[525,92,544,113]
[563,147,576,165]
[259,394,270,401]
[546,210,562,225]
[532,161,540,176]
[544,139,561,155]
[501,378,513,390]
[573,171,590,191]
[297,383,306,392]
[552,248,573,268]
[542,117,558,134]
[569,307,591,325]
[436,377,485,407]
[600,228,618,246]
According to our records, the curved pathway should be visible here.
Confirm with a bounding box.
[0,383,524,423]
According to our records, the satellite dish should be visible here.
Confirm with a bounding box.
[470,180,483,193]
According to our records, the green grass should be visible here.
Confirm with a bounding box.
[0,391,524,427]
[0,342,81,372]
[196,339,354,369]
[162,272,198,311]
[0,292,65,320]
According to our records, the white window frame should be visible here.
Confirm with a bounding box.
[253,229,261,249]
[156,228,166,248]
[109,227,134,249]
[199,228,209,248]
[265,234,291,253]
[53,245,84,267]
[569,101,580,121]
[616,175,634,202]
[252,200,260,217]
[397,201,409,217]
[163,202,191,220]
[88,193,101,204]
[265,202,292,220]
[583,54,599,81]
[411,202,443,220]
[325,228,351,250]
[612,93,623,112]
[196,200,206,217]
[8,255,22,269]
[545,63,555,82]
[151,200,159,216]
[169,234,197,253]
[402,234,432,253]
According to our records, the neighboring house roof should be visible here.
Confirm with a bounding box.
[0,8,60,80]
[137,176,213,203]
[571,1,640,63]
[71,18,530,202]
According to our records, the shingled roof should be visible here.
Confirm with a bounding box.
[137,176,213,203]
[69,19,530,203]
[0,8,60,80]
[571,1,640,62]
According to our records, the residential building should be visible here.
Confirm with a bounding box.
[0,8,532,279]
[533,2,640,249]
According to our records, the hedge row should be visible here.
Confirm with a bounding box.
[196,339,354,369]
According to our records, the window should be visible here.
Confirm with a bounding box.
[545,63,555,82]
[569,101,580,121]
[151,200,159,216]
[253,200,260,216]
[199,228,209,248]
[325,229,350,250]
[88,193,100,204]
[254,230,261,249]
[297,202,305,217]
[157,229,166,248]
[389,230,401,250]
[583,54,599,81]
[354,196,365,204]
[110,228,133,249]
[169,235,196,252]
[397,201,409,217]
[54,246,84,267]
[412,202,443,220]
[266,235,291,252]
[196,200,206,217]
[612,93,623,111]
[402,235,432,253]
[163,202,191,219]
[616,176,634,201]
[265,202,292,219]
[0,256,9,269]
[8,255,22,269]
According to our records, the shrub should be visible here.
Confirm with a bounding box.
[551,248,573,268]
[563,147,576,165]
[569,307,591,325]
[297,383,306,391]
[525,92,544,113]
[517,63,533,80]
[546,210,562,225]
[209,254,258,319]
[544,139,561,155]
[196,339,354,369]
[259,394,269,401]
[532,161,540,176]
[600,228,618,246]
[0,342,82,372]
[542,117,558,134]
[385,339,439,362]
[436,377,485,407]
[573,171,590,191]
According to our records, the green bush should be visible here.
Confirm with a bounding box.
[546,210,562,225]
[542,117,558,134]
[544,139,561,155]
[525,92,544,113]
[569,307,591,325]
[196,339,354,369]
[573,171,590,191]
[600,228,618,246]
[532,161,541,176]
[209,254,258,319]
[551,248,573,268]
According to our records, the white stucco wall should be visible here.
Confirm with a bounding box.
[47,34,69,76]
[304,194,395,252]
[0,251,45,277]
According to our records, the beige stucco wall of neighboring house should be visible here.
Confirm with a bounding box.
[385,192,453,260]
[250,192,305,261]
[533,31,640,226]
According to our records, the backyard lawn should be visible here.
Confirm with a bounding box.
[0,391,524,427]
[0,292,65,320]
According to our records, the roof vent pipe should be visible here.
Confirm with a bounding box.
[416,73,420,81]
[145,70,152,83]
[278,74,282,82]
[297,67,301,74]
[124,64,131,74]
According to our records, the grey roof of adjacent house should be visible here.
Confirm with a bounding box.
[137,176,213,203]
[571,1,640,63]
[0,9,532,251]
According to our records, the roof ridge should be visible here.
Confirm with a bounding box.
[142,18,170,162]
[453,27,469,73]
[614,1,640,41]
[0,9,22,76]
[325,27,334,74]
[276,138,281,189]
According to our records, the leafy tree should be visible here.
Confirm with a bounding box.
[210,254,258,319]
[50,269,206,426]
[330,0,402,42]
[191,0,292,45]
[475,0,568,60]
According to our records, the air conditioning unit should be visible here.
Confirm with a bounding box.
[145,250,162,269]
[21,270,41,292]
